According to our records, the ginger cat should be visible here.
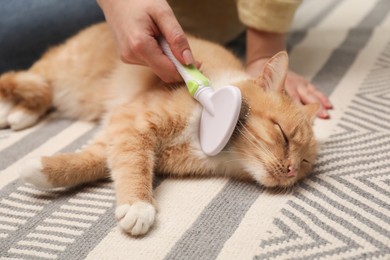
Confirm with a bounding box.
[0,23,318,236]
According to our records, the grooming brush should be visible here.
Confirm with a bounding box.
[160,38,242,156]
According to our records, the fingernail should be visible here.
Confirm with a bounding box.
[182,49,194,65]
[326,102,333,109]
[320,110,329,118]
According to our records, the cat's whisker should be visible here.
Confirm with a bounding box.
[223,158,253,164]
[219,150,251,158]
[237,122,282,167]
[236,124,266,153]
[238,121,260,144]
[238,122,272,153]
[238,136,280,169]
[218,150,239,155]
[236,125,255,144]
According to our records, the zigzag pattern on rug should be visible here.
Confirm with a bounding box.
[256,41,390,260]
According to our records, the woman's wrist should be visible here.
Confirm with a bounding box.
[246,27,285,66]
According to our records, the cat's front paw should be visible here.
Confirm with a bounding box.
[115,202,156,236]
[0,99,40,130]
[18,157,55,189]
[7,109,40,130]
[0,100,13,128]
[0,71,50,130]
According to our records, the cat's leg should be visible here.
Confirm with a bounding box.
[0,71,52,130]
[19,134,108,188]
[106,108,157,236]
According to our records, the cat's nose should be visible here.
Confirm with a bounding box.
[286,166,297,177]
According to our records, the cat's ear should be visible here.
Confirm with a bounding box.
[302,103,321,122]
[256,51,289,92]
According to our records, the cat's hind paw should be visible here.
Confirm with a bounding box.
[0,99,41,130]
[115,202,156,236]
[0,71,51,130]
[18,157,55,189]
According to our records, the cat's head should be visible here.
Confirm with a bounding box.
[230,52,319,188]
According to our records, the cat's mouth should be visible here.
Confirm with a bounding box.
[265,170,297,188]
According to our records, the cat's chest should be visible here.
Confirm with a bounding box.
[155,106,213,174]
[155,107,242,176]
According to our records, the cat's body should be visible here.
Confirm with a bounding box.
[0,23,318,236]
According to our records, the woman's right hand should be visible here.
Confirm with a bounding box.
[97,0,194,82]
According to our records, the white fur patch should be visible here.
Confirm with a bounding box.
[0,100,13,128]
[8,110,39,130]
[244,162,268,185]
[19,157,54,189]
[115,202,156,236]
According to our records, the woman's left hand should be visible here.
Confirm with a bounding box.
[247,59,333,119]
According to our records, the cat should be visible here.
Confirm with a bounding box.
[0,23,319,236]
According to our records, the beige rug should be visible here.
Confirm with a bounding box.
[1,0,389,259]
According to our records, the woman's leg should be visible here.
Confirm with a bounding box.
[0,0,104,73]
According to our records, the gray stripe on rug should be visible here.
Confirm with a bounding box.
[316,153,390,174]
[292,193,389,254]
[321,132,372,146]
[341,117,380,132]
[255,206,359,260]
[164,181,261,260]
[0,183,72,256]
[350,99,389,117]
[345,110,390,130]
[300,182,390,238]
[258,218,300,248]
[356,176,390,198]
[0,182,116,259]
[355,93,390,112]
[59,125,100,153]
[313,0,390,95]
[318,163,390,207]
[311,176,390,223]
[0,122,97,198]
[56,184,117,260]
[320,134,390,155]
[316,145,390,167]
[57,178,166,260]
[0,118,73,171]
[0,123,101,257]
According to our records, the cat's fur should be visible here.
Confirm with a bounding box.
[0,23,318,236]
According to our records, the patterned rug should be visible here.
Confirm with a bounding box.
[1,0,389,259]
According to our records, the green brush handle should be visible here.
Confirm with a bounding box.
[182,64,210,96]
[160,38,210,96]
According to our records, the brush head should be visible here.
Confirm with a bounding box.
[158,38,242,155]
[198,86,242,156]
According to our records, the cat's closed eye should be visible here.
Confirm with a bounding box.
[302,159,312,165]
[275,123,288,145]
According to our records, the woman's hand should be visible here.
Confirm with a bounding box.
[97,0,194,82]
[247,58,333,119]
[246,28,333,119]
[284,70,333,118]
